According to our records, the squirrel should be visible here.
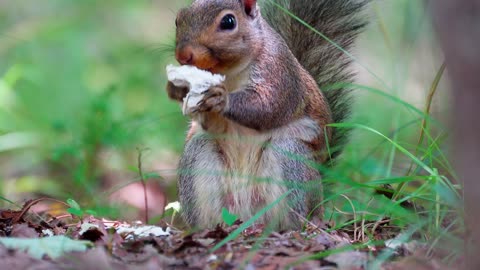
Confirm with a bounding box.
[166,0,369,230]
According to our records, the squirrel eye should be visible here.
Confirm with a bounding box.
[220,14,236,30]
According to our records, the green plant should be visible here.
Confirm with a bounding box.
[221,207,238,226]
[66,198,97,218]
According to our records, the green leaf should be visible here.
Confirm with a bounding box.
[221,208,238,226]
[67,208,84,217]
[85,209,98,216]
[66,198,82,210]
[0,236,91,259]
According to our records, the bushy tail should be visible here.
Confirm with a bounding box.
[261,0,369,161]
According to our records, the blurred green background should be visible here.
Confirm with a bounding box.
[0,0,457,239]
[0,0,192,216]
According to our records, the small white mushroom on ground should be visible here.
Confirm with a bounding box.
[166,65,225,115]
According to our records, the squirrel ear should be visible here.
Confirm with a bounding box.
[241,0,257,17]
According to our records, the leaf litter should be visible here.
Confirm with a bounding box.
[0,200,452,270]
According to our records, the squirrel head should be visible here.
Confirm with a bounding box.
[174,0,262,75]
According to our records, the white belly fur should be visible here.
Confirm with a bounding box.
[191,116,321,228]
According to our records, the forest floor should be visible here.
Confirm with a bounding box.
[0,200,452,270]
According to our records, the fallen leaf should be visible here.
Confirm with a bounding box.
[325,250,369,270]
[11,223,38,238]
[203,224,229,240]
[0,235,91,259]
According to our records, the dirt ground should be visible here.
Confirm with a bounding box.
[0,200,453,270]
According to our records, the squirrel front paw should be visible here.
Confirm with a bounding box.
[192,85,228,114]
[166,81,189,102]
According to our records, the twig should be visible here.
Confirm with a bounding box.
[13,197,70,223]
[339,194,357,241]
[137,147,150,224]
[291,209,338,242]
[371,219,392,235]
[48,214,73,223]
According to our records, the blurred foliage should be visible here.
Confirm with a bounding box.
[0,0,189,208]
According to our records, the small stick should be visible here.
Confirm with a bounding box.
[137,147,150,224]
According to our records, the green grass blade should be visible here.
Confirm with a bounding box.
[324,83,441,126]
[395,62,447,200]
[329,123,437,176]
[0,196,16,205]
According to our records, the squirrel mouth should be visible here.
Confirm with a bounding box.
[191,56,219,74]
[185,61,217,73]
[206,67,216,73]
[200,64,218,74]
[189,65,216,74]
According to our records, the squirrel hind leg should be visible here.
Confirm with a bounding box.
[258,138,322,230]
[178,134,225,228]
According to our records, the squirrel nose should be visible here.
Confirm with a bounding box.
[176,46,194,65]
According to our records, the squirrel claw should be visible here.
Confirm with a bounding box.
[195,85,227,113]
